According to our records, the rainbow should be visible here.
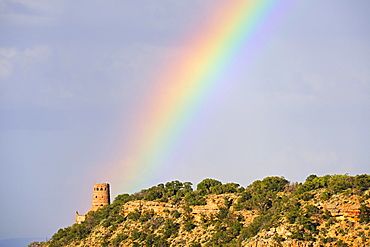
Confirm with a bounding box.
[105,0,294,192]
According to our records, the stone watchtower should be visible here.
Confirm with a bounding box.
[91,183,110,211]
[75,183,111,224]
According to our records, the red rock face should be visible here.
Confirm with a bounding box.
[325,204,360,220]
[322,195,366,221]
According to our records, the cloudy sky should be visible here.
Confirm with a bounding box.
[0,0,369,241]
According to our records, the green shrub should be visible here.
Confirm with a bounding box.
[336,240,349,247]
[184,191,206,205]
[298,192,314,201]
[197,178,223,195]
[359,204,370,223]
[127,211,141,221]
[320,191,331,200]
[111,233,128,246]
[161,219,179,238]
[183,220,196,232]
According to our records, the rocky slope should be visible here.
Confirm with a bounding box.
[38,175,370,247]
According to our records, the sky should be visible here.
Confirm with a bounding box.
[0,0,369,241]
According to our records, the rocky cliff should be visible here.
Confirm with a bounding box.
[38,174,370,247]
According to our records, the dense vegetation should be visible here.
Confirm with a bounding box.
[36,174,370,247]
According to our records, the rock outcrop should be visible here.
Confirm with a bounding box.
[39,175,370,247]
